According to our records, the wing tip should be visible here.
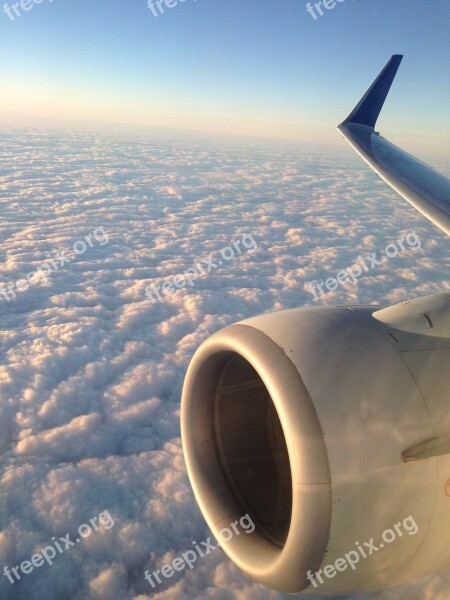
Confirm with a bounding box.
[340,54,404,129]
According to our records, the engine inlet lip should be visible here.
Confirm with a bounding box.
[181,322,331,593]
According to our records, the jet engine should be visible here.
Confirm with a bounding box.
[181,293,450,594]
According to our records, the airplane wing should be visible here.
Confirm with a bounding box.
[338,55,450,237]
[182,55,450,597]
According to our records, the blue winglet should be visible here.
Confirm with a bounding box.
[341,55,403,128]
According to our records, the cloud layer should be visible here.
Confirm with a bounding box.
[0,127,449,599]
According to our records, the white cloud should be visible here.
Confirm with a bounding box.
[0,127,448,599]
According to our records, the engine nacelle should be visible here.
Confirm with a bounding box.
[181,293,450,594]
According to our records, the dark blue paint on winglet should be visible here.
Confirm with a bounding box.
[341,55,403,128]
[338,55,450,236]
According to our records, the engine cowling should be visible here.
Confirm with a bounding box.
[181,293,450,594]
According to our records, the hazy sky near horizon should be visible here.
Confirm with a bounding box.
[0,0,449,156]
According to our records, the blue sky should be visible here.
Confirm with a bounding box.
[1,0,449,156]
